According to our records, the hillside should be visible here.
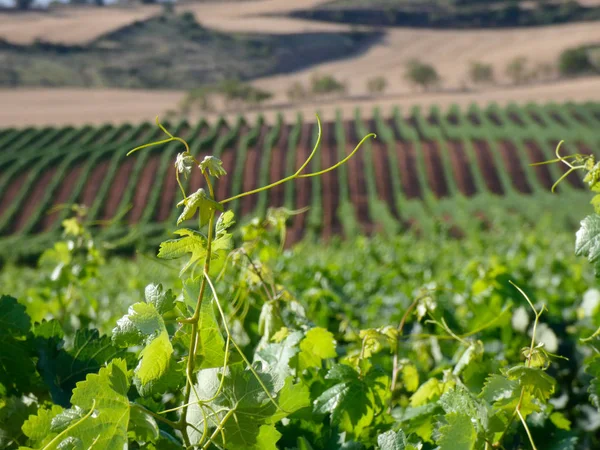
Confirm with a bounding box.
[0,12,379,89]
[290,0,600,28]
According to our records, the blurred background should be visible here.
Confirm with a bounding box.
[2,0,600,127]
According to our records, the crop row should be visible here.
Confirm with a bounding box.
[0,101,598,259]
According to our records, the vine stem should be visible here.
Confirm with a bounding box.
[178,176,216,444]
[494,281,544,449]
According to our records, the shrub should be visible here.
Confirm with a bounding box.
[180,87,215,114]
[286,81,308,102]
[559,47,594,76]
[404,59,440,91]
[219,78,272,108]
[310,73,347,96]
[366,76,388,94]
[469,61,494,85]
[505,56,529,85]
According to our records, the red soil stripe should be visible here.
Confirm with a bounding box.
[240,126,267,217]
[472,139,504,195]
[289,123,313,246]
[128,154,160,224]
[102,157,135,220]
[12,167,57,233]
[447,140,476,196]
[397,140,422,199]
[421,140,449,198]
[497,141,532,194]
[320,122,337,240]
[372,133,399,218]
[156,161,178,222]
[216,147,236,202]
[42,163,84,231]
[0,171,28,226]
[267,124,290,209]
[80,159,110,208]
[345,121,371,233]
[523,140,557,191]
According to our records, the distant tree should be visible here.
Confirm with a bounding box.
[180,87,215,114]
[286,81,307,102]
[559,47,593,76]
[505,56,529,84]
[404,59,440,91]
[219,78,272,109]
[366,76,387,94]
[310,74,346,96]
[468,61,494,85]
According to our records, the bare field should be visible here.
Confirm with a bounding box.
[3,77,600,127]
[1,0,600,127]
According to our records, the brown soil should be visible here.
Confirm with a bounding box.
[128,154,160,224]
[319,121,339,240]
[240,126,268,217]
[371,130,399,218]
[80,158,110,208]
[0,170,28,229]
[497,140,532,194]
[421,140,449,198]
[156,161,179,223]
[289,123,313,245]
[397,140,422,199]
[523,140,558,191]
[267,124,290,209]
[447,140,477,197]
[42,163,84,231]
[101,156,135,220]
[12,166,57,233]
[472,139,504,195]
[345,121,372,233]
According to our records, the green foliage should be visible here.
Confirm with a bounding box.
[505,56,529,84]
[405,59,440,90]
[310,73,347,96]
[367,76,388,94]
[469,61,495,85]
[558,46,596,76]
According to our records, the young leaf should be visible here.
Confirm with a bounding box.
[200,156,227,178]
[112,302,173,386]
[437,413,476,450]
[144,283,175,315]
[377,429,408,450]
[506,365,556,401]
[298,327,337,371]
[176,188,223,226]
[575,214,600,276]
[175,152,195,177]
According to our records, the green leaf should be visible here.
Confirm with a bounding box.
[0,396,37,448]
[158,228,232,275]
[550,412,571,431]
[410,378,449,407]
[439,386,489,433]
[256,331,303,391]
[314,365,375,436]
[187,365,307,449]
[0,295,30,336]
[575,214,600,276]
[585,355,600,410]
[453,341,484,375]
[26,359,131,450]
[437,413,476,450]
[377,429,407,450]
[216,211,235,237]
[298,327,337,371]
[134,357,185,397]
[0,296,37,396]
[136,330,173,386]
[177,188,223,226]
[254,424,281,450]
[481,374,519,404]
[36,328,129,407]
[128,405,159,443]
[401,363,419,393]
[200,156,227,178]
[506,366,555,401]
[144,283,175,315]
[22,404,64,444]
[112,303,173,386]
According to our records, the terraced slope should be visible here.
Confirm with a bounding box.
[0,101,597,259]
